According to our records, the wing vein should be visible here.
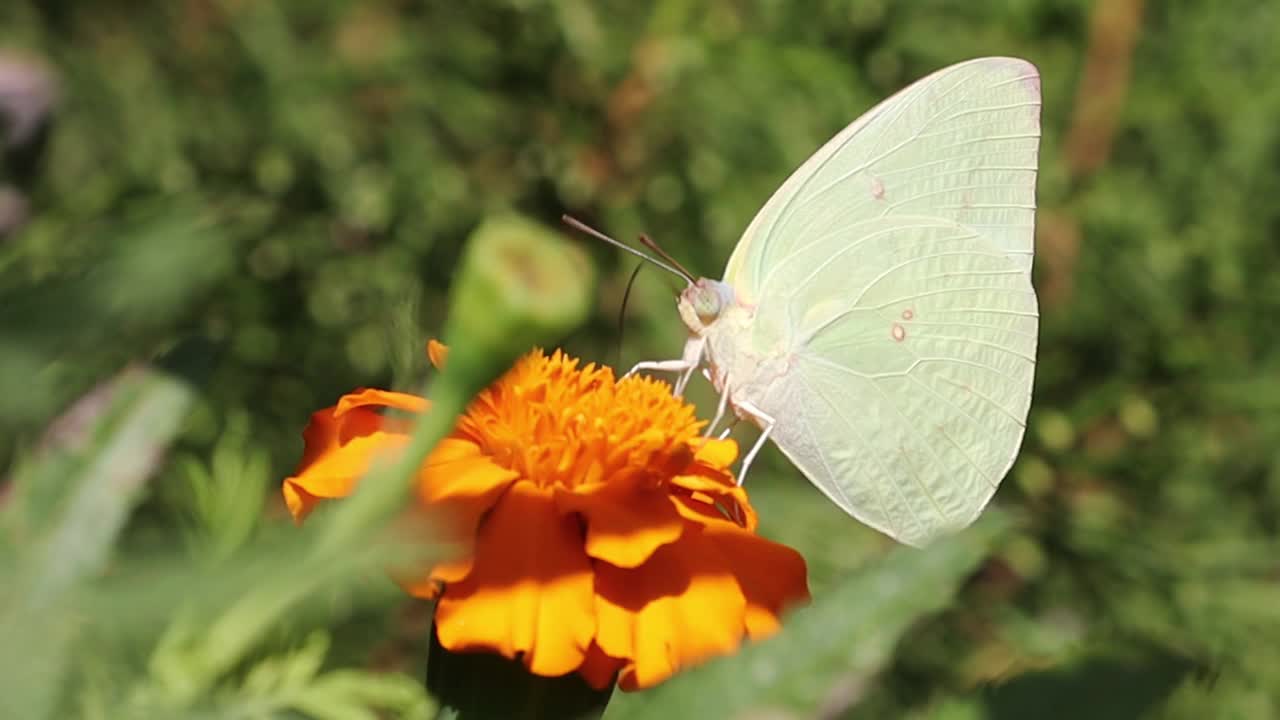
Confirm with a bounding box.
[902,374,999,488]
[904,320,1039,340]
[798,373,927,533]
[862,377,957,519]
[927,307,1039,318]
[912,334,1037,362]
[936,100,1043,123]
[869,286,1036,310]
[882,181,1037,213]
[762,219,953,292]
[800,246,995,311]
[929,372,1028,426]
[800,353,1025,385]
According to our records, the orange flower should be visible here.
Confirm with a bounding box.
[282,341,809,690]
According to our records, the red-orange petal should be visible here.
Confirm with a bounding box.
[335,388,428,417]
[554,484,685,568]
[282,431,409,521]
[434,482,596,678]
[297,405,382,469]
[578,642,624,691]
[593,523,748,690]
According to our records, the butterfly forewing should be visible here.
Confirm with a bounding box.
[725,57,1041,297]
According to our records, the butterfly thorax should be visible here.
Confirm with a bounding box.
[678,278,784,416]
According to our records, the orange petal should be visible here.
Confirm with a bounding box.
[282,479,321,521]
[434,482,596,678]
[282,431,409,521]
[391,438,522,592]
[335,388,428,417]
[427,339,449,369]
[593,523,748,690]
[692,437,738,469]
[419,438,520,535]
[669,473,757,531]
[554,484,684,568]
[700,520,811,639]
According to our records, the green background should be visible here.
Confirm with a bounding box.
[2,1,1278,717]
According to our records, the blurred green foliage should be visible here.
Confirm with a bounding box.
[2,0,1280,717]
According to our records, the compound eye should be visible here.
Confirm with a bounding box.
[694,289,721,323]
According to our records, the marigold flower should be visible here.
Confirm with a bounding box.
[282,341,809,690]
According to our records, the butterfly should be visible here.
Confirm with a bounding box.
[575,57,1041,547]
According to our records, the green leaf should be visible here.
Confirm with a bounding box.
[173,410,270,562]
[607,515,1010,720]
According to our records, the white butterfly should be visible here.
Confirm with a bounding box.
[580,57,1041,547]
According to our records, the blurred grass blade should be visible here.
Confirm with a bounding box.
[608,515,1010,720]
[10,366,193,605]
[0,366,192,720]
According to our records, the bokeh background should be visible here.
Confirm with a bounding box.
[4,1,1279,717]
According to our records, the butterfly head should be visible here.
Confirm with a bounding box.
[678,278,735,335]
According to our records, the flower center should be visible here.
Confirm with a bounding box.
[455,351,703,489]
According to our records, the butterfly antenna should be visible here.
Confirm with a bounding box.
[637,233,696,284]
[615,261,644,368]
[561,214,691,283]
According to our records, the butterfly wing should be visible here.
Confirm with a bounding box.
[722,57,1041,546]
[725,57,1040,295]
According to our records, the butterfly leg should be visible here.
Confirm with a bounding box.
[674,363,700,396]
[628,338,705,398]
[704,380,732,437]
[717,418,739,440]
[624,359,693,380]
[733,399,776,486]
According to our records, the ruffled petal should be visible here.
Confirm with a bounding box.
[389,438,523,595]
[418,437,520,537]
[695,509,811,639]
[555,484,684,568]
[297,405,382,469]
[282,480,320,520]
[666,438,755,529]
[435,482,596,678]
[594,523,748,690]
[669,471,756,531]
[336,388,429,417]
[282,431,409,522]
